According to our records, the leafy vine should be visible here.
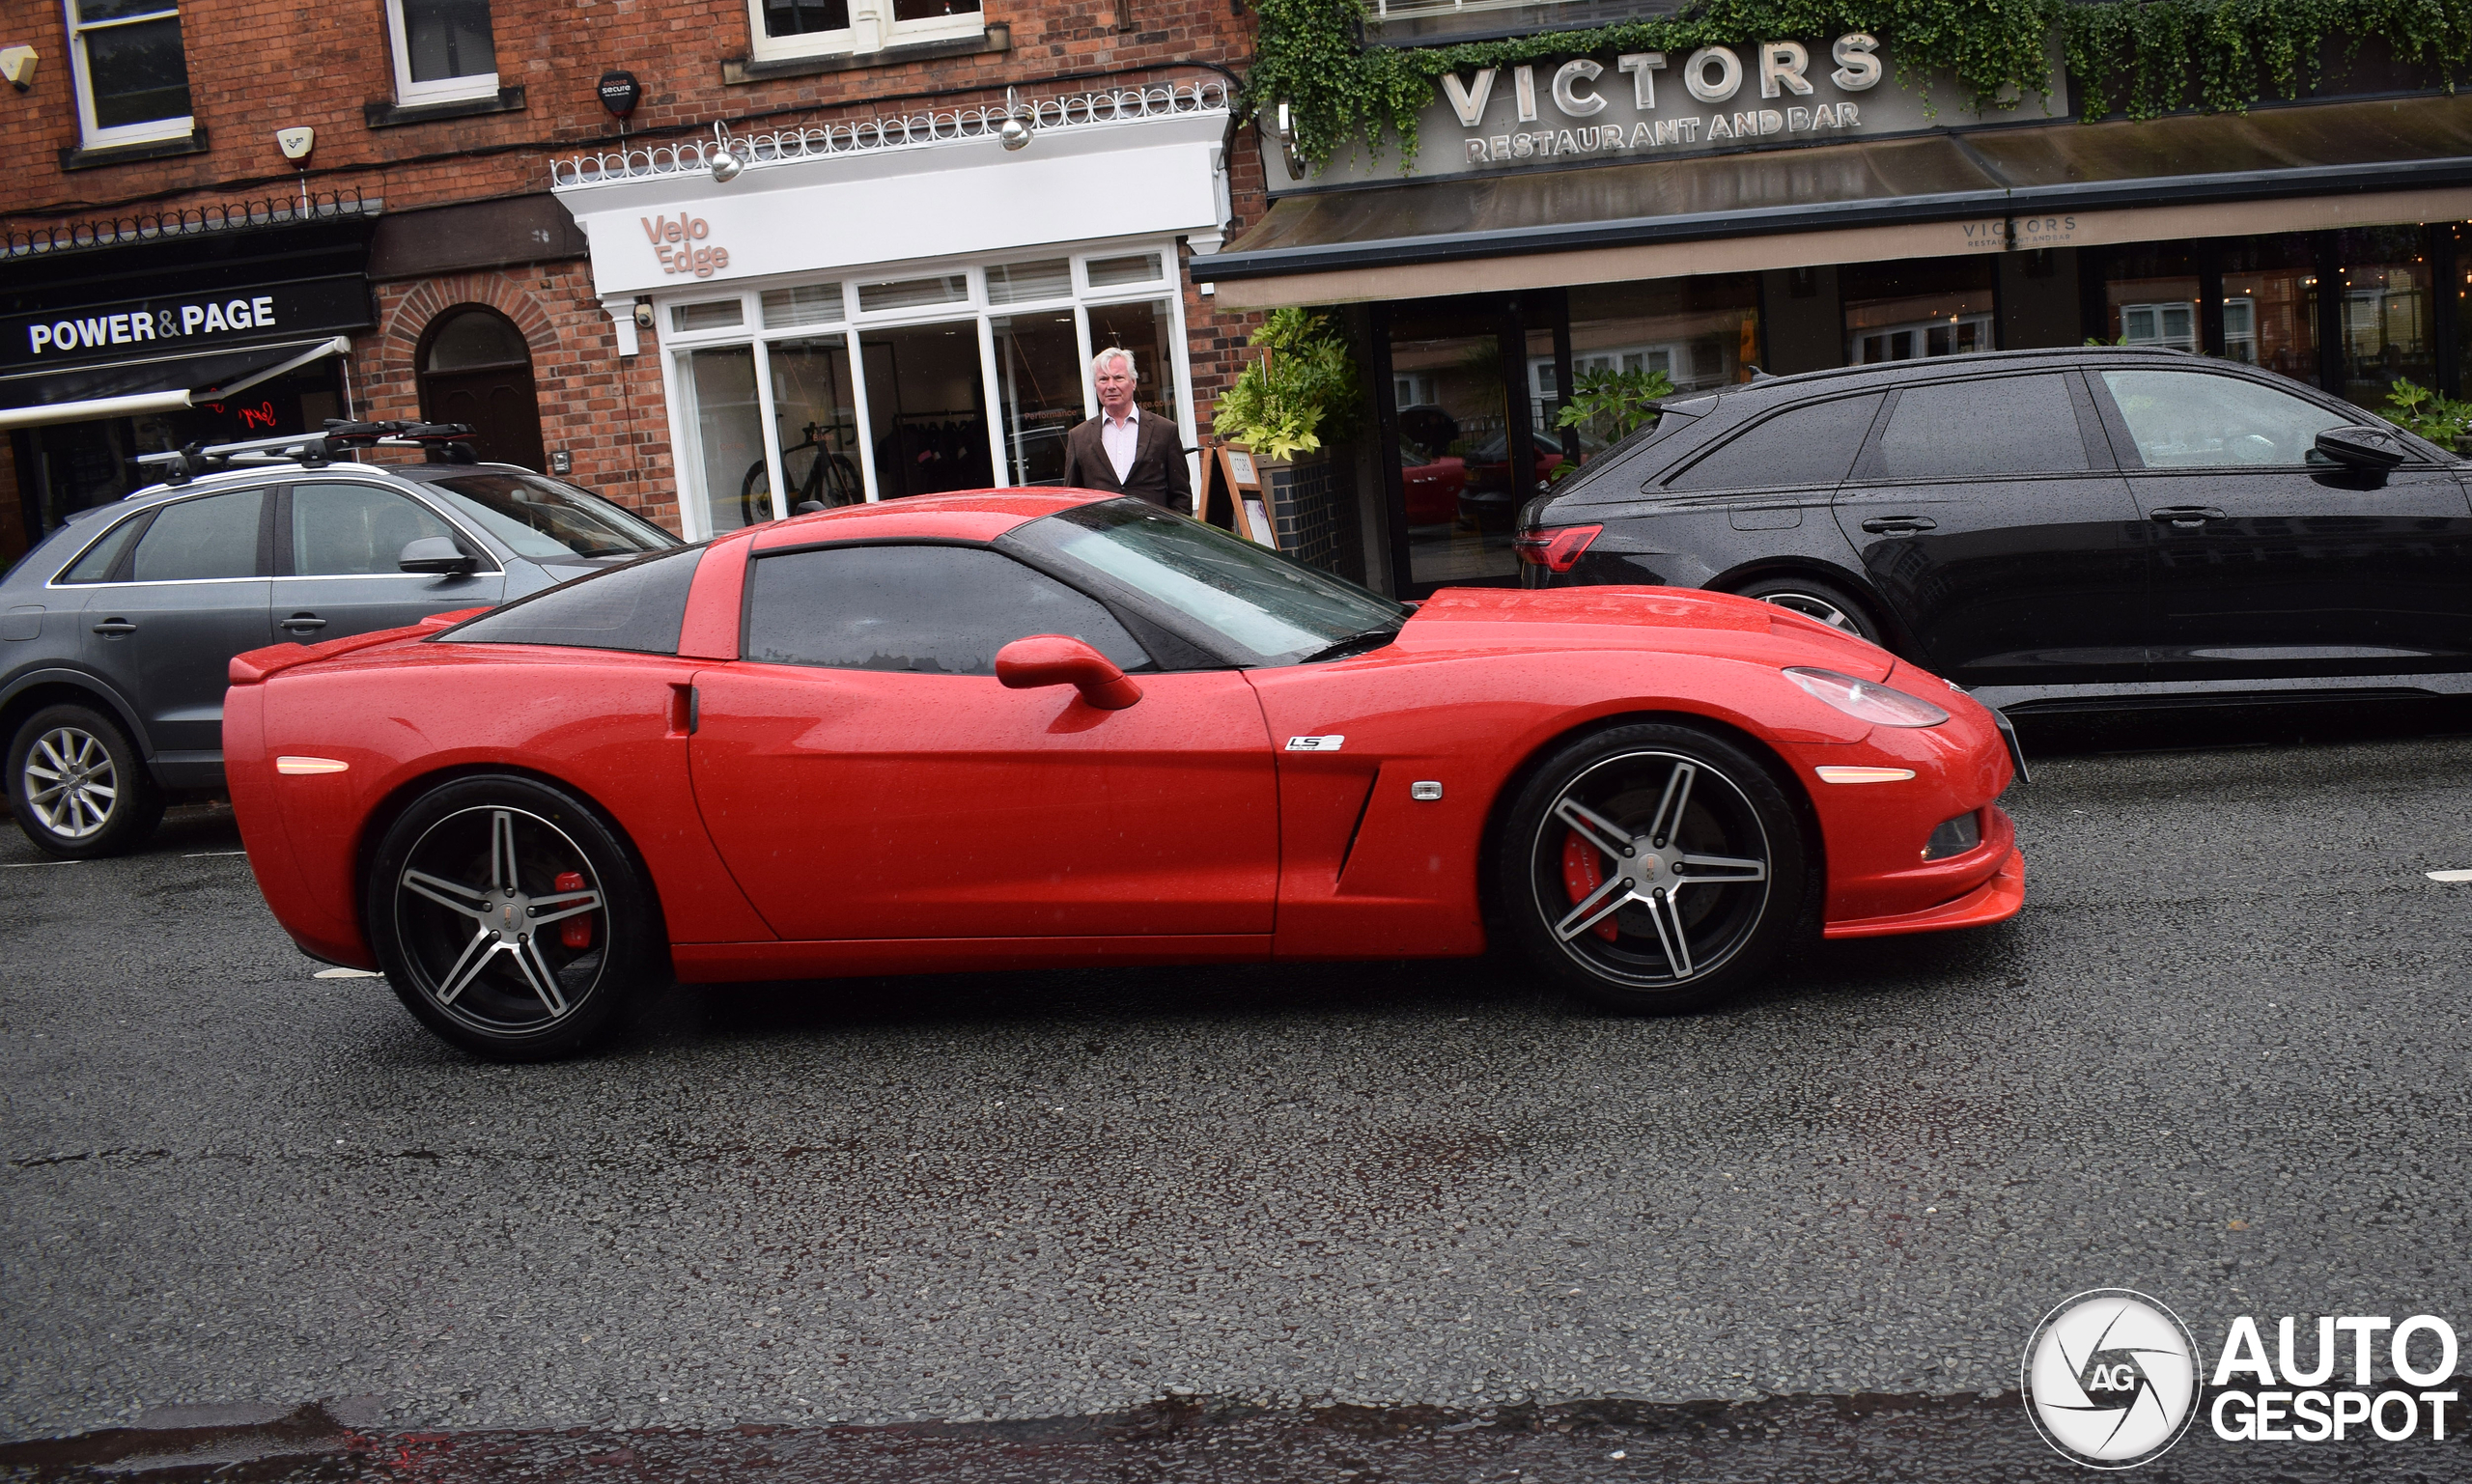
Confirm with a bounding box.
[1249,0,2472,171]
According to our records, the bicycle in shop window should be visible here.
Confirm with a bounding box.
[742,422,863,523]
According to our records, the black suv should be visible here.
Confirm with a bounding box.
[1516,347,2458,713]
[1,424,680,857]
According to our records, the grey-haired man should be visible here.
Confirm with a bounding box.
[1059,347,1191,512]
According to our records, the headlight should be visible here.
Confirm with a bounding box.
[1784,667,1950,727]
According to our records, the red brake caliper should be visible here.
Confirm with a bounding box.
[552,871,594,949]
[1559,831,1620,942]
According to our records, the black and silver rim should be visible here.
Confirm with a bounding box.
[1530,749,1772,988]
[1756,591,1862,634]
[394,805,606,1036]
[20,725,118,840]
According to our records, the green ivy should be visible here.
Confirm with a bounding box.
[1250,0,2472,171]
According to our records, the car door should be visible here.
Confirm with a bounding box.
[271,480,506,642]
[1833,370,2149,686]
[77,487,272,762]
[688,541,1280,941]
[2090,365,2472,681]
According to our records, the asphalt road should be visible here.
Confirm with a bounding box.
[5,700,2471,1479]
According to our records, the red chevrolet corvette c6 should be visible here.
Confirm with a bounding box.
[223,491,2025,1059]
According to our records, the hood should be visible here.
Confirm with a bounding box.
[1400,585,1896,681]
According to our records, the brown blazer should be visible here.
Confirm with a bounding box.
[1059,408,1192,512]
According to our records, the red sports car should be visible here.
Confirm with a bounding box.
[224,491,2025,1060]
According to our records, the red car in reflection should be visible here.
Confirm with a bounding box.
[225,491,2025,1060]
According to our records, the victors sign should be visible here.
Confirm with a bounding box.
[1272,33,2067,188]
[0,274,374,374]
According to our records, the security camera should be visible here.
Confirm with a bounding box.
[632,303,653,329]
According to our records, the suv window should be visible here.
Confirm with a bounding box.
[439,545,706,655]
[745,544,1150,676]
[291,483,458,576]
[2100,369,2353,467]
[1873,375,2090,480]
[1666,393,1884,491]
[56,514,151,583]
[129,490,265,581]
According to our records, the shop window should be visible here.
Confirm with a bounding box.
[2336,226,2434,410]
[861,321,992,498]
[417,306,544,471]
[1085,253,1165,290]
[988,261,1072,304]
[66,0,193,147]
[748,0,981,64]
[1086,300,1180,427]
[744,545,1146,674]
[1843,259,1994,363]
[761,339,863,516]
[2220,236,2320,387]
[685,346,766,535]
[858,274,969,314]
[385,0,497,106]
[1389,304,1510,587]
[674,299,745,332]
[762,284,845,328]
[993,310,1082,486]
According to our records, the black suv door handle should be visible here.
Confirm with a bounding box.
[2149,506,2227,527]
[90,619,136,635]
[1860,516,1937,534]
[280,613,328,632]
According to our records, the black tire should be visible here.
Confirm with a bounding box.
[1730,574,1886,646]
[6,703,165,859]
[1496,723,1808,1015]
[364,773,663,1061]
[739,460,775,526]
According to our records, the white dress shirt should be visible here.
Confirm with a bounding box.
[1100,405,1139,485]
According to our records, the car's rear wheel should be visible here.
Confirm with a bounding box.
[1731,574,1885,646]
[1497,723,1807,1015]
[6,703,164,859]
[366,774,662,1061]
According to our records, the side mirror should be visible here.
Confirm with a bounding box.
[2313,425,2407,471]
[995,634,1142,711]
[400,536,478,574]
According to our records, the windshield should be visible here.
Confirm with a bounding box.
[423,473,679,559]
[1007,500,1408,666]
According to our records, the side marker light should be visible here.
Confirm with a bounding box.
[1815,766,1916,784]
[275,756,350,775]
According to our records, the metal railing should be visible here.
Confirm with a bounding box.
[4,187,382,261]
[548,79,1231,188]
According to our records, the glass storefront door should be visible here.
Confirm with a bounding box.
[991,309,1081,486]
[685,345,768,534]
[860,320,992,499]
[766,338,862,511]
[1387,299,1521,589]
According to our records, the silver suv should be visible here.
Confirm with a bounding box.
[0,422,681,857]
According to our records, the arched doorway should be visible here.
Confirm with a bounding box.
[417,306,547,470]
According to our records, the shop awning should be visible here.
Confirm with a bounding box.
[0,336,352,431]
[1197,94,2472,308]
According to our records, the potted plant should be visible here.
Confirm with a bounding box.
[1211,309,1362,564]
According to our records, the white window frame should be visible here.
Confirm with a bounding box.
[656,238,1196,540]
[747,0,982,64]
[64,0,192,149]
[384,0,500,107]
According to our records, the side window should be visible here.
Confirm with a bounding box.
[1872,376,2091,480]
[2100,370,2351,468]
[441,546,706,655]
[129,490,263,581]
[67,0,194,149]
[1665,393,1884,492]
[291,484,457,576]
[745,545,1150,676]
[56,514,152,584]
[385,0,498,106]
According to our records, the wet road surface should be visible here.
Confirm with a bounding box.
[5,700,2471,1479]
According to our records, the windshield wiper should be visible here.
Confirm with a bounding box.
[1297,625,1403,663]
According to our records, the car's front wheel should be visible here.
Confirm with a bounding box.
[1497,723,1809,1014]
[365,774,663,1061]
[6,703,165,858]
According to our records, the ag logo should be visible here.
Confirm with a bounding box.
[2022,1288,2203,1469]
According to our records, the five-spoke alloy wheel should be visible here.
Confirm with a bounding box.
[6,703,164,858]
[366,774,662,1060]
[1499,723,1808,1013]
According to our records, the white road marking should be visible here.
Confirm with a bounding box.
[2427,869,2472,882]
[1,859,79,869]
[183,850,248,858]
[313,967,383,980]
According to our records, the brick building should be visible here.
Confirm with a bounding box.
[0,0,1270,567]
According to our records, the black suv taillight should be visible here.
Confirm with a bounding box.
[1513,524,1601,573]
[1923,811,1982,861]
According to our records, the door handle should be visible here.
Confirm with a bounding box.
[90,619,135,635]
[279,614,328,632]
[1860,516,1937,534]
[2149,506,2227,527]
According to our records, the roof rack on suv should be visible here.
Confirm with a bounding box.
[135,419,482,485]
